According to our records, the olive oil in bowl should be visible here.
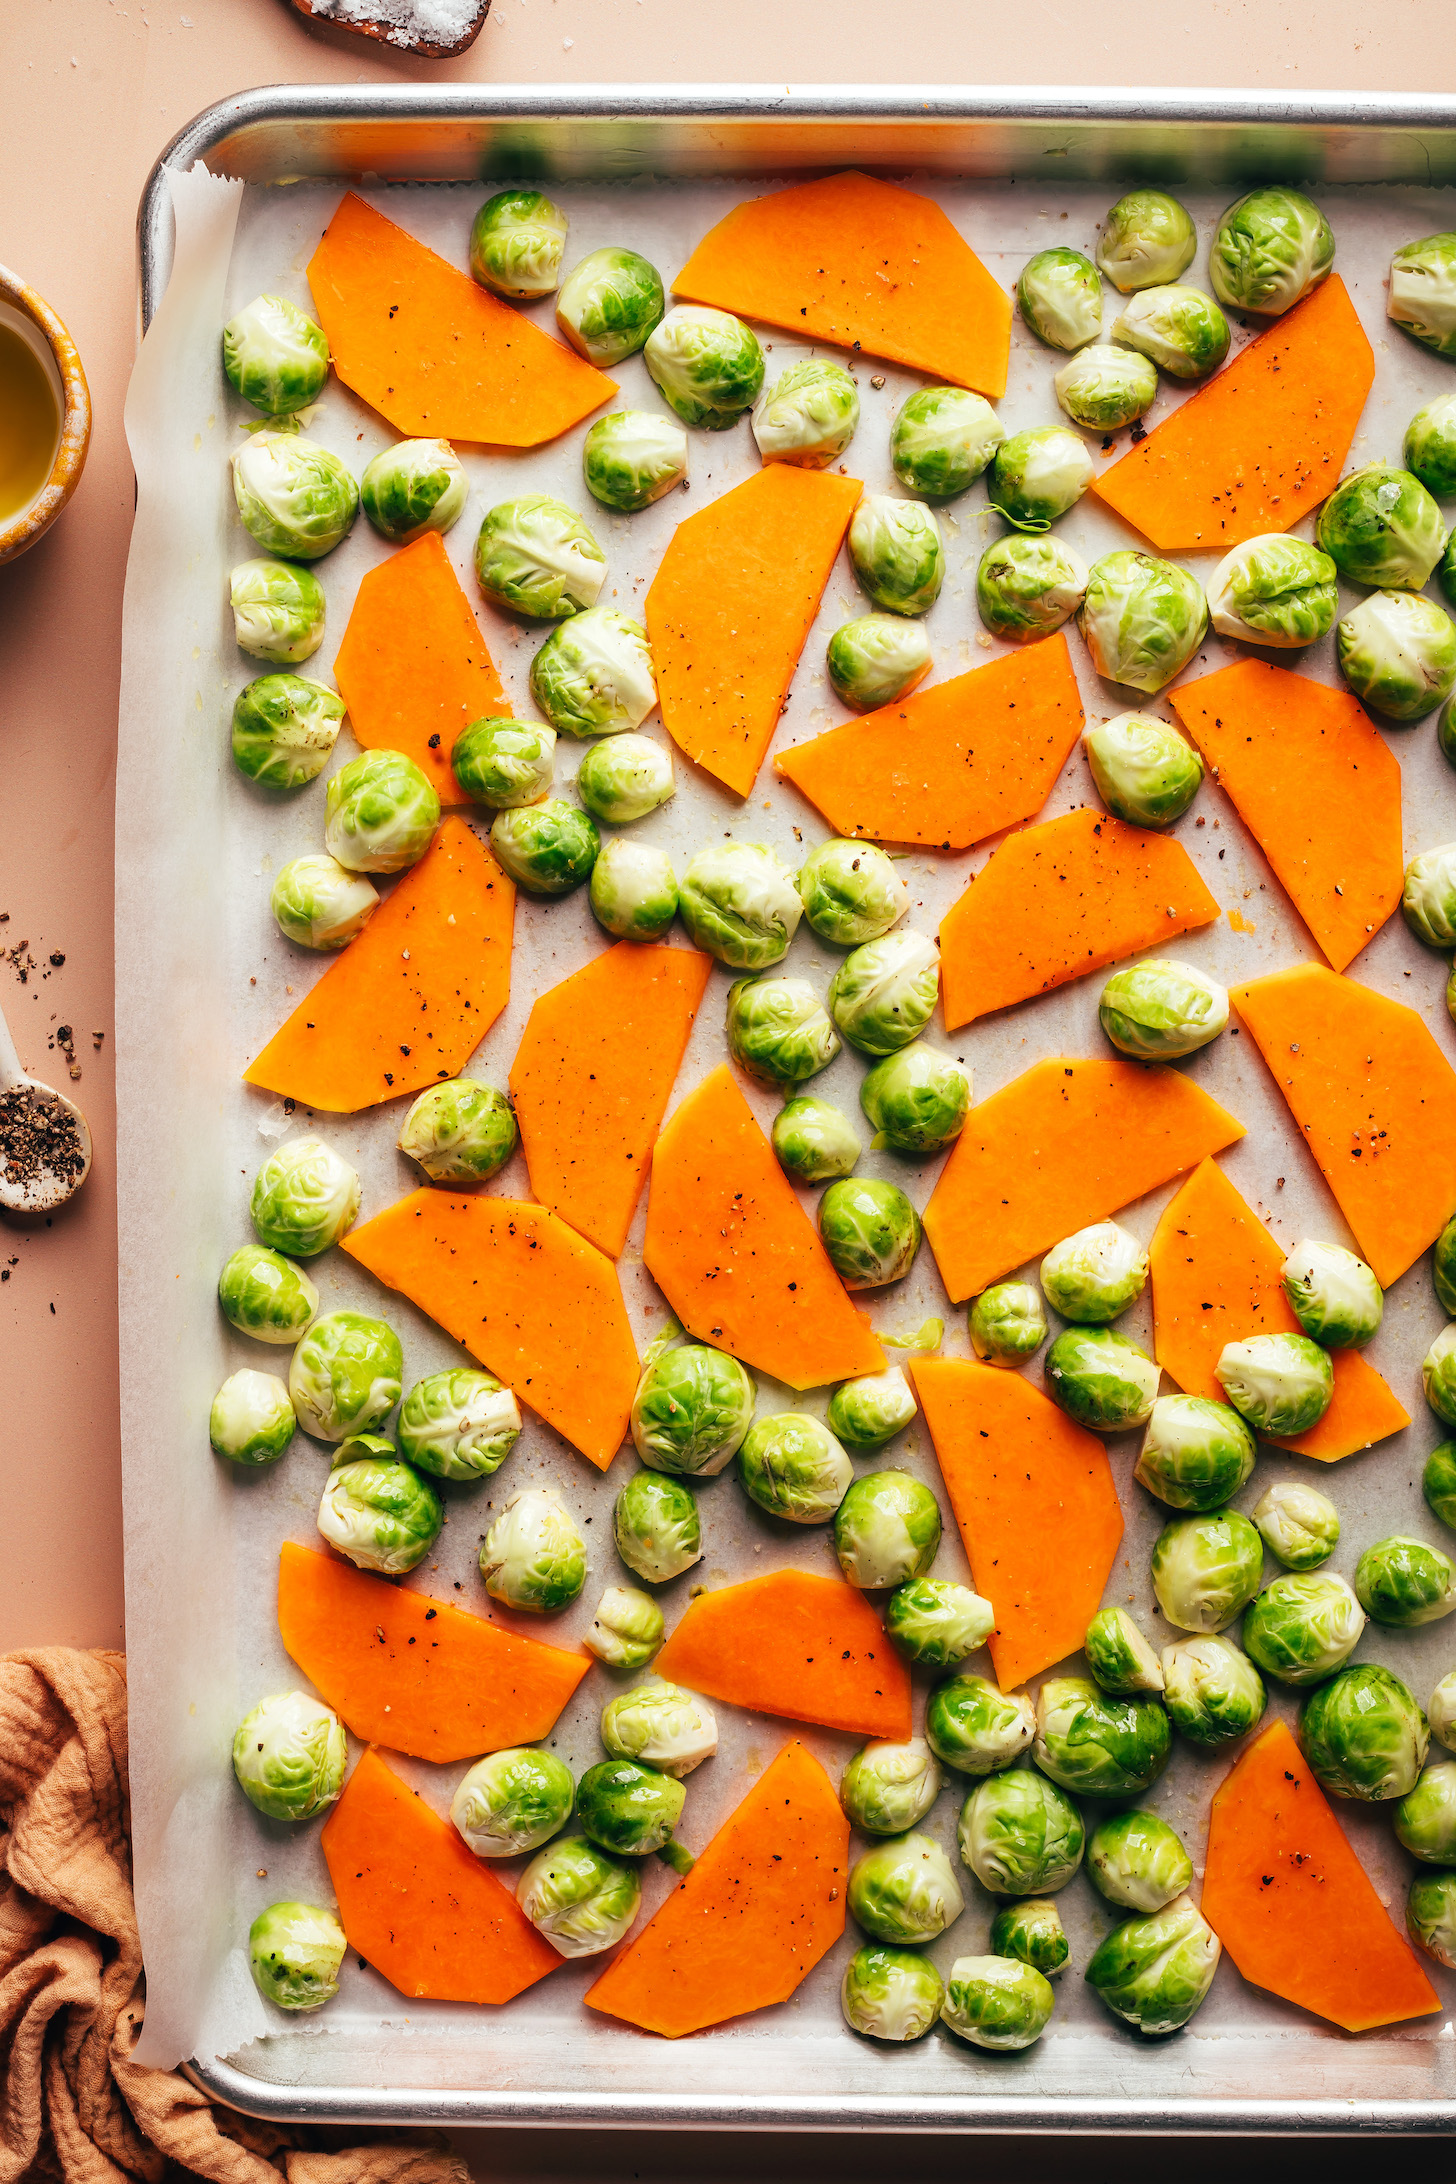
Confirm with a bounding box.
[0,318,62,525]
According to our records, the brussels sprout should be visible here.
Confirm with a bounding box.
[1337,591,1456,722]
[248,1901,346,2012]
[554,246,665,367]
[925,1674,1035,1777]
[288,1311,402,1442]
[218,1244,318,1346]
[231,1690,345,1823]
[360,437,467,546]
[1242,1571,1366,1687]
[397,1079,518,1187]
[976,533,1089,644]
[726,974,841,1090]
[826,614,933,713]
[1355,1536,1456,1628]
[1215,1332,1333,1436]
[480,1486,587,1613]
[1083,557,1210,698]
[1097,190,1198,293]
[585,1584,666,1669]
[772,1095,862,1185]
[859,1044,970,1157]
[736,1412,853,1524]
[1395,1762,1456,1865]
[451,1747,575,1858]
[991,1898,1069,1978]
[1085,1895,1220,2035]
[231,431,358,562]
[848,1831,964,1946]
[1280,1239,1383,1348]
[223,294,330,415]
[796,838,907,949]
[1301,1663,1429,1801]
[469,189,568,300]
[1112,284,1230,380]
[1431,1673,1456,1753]
[1151,1508,1264,1635]
[1210,187,1334,315]
[942,1957,1054,2050]
[1426,1326,1456,1428]
[1084,1606,1165,1696]
[397,1368,521,1480]
[1087,1810,1193,1913]
[957,1766,1085,1897]
[531,608,656,740]
[841,1738,943,1835]
[1407,1869,1456,1968]
[451,717,556,810]
[818,1178,921,1289]
[325,750,440,875]
[827,1368,916,1452]
[1085,712,1205,826]
[1251,1480,1341,1572]
[1426,1441,1456,1528]
[270,856,379,952]
[600,1679,717,1777]
[1207,534,1339,648]
[840,1945,946,2040]
[1018,247,1104,351]
[517,1836,641,1958]
[229,557,326,665]
[1403,842,1456,949]
[890,385,1006,497]
[1040,1221,1149,1326]
[576,734,674,825]
[1316,465,1447,590]
[848,495,945,618]
[250,1137,360,1259]
[1044,1327,1160,1434]
[833,1469,942,1590]
[752,360,860,469]
[1161,1633,1266,1749]
[588,838,678,941]
[678,841,801,969]
[576,1758,686,1857]
[490,799,599,896]
[581,410,688,513]
[1134,1395,1256,1513]
[827,929,940,1056]
[475,496,606,622]
[885,1578,995,1669]
[317,1443,443,1576]
[644,305,764,429]
[613,1471,701,1585]
[1405,392,1456,499]
[1053,343,1158,432]
[1390,232,1456,359]
[969,1282,1048,1368]
[631,1343,756,1477]
[210,1369,295,1465]
[232,674,343,789]
[1034,1677,1172,1798]
[988,426,1096,533]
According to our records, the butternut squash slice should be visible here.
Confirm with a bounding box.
[509,942,711,1258]
[1149,1159,1408,1462]
[643,1064,885,1390]
[646,466,860,798]
[1169,659,1402,974]
[321,1747,564,2004]
[774,636,1085,850]
[912,1358,1123,1691]
[584,1738,849,2038]
[1092,277,1374,551]
[277,1541,591,1762]
[653,1568,912,1740]
[673,172,1012,399]
[939,809,1220,1030]
[333,533,507,805]
[1230,962,1456,1289]
[244,818,514,1114]
[307,192,614,446]
[342,1192,637,1468]
[923,1056,1245,1303]
[1202,1718,1439,2032]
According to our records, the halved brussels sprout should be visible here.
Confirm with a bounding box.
[1045,1326,1159,1433]
[588,838,678,940]
[772,1095,862,1185]
[1301,1663,1429,1801]
[1426,1326,1456,1429]
[397,1079,518,1186]
[827,1367,916,1452]
[248,1901,346,2012]
[1207,534,1339,648]
[991,1898,1069,1978]
[451,717,556,810]
[1151,1508,1264,1635]
[600,1679,717,1777]
[576,733,674,825]
[819,1178,921,1289]
[736,1412,853,1524]
[890,385,1006,497]
[360,440,467,553]
[1085,713,1205,825]
[941,1956,1054,2051]
[1104,964,1230,1071]
[1040,1221,1148,1325]
[1426,1441,1456,1527]
[631,1342,756,1477]
[1408,1870,1456,1968]
[1084,1606,1165,1695]
[218,1244,318,1346]
[210,1369,295,1465]
[1134,1394,1256,1513]
[925,1674,1035,1777]
[796,838,907,948]
[232,1690,345,1822]
[848,1832,964,1946]
[752,360,859,469]
[957,1765,1085,1896]
[726,974,840,1090]
[223,294,329,415]
[1395,1762,1456,1865]
[480,1485,588,1612]
[969,1281,1047,1368]
[1053,343,1157,431]
[530,608,655,740]
[1405,391,1456,498]
[1087,1810,1193,1913]
[232,674,343,789]
[833,1469,942,1590]
[885,1578,994,1669]
[1034,1676,1171,1798]
[859,1044,969,1157]
[1390,232,1456,359]
[232,431,358,562]
[1251,1480,1341,1572]
[848,495,944,618]
[1403,842,1456,948]
[1316,465,1447,590]
[288,1312,403,1442]
[451,1746,575,1857]
[1211,188,1333,315]
[1337,591,1456,722]
[988,426,1095,533]
[644,305,764,429]
[577,1758,686,1858]
[678,841,801,969]
[1215,1332,1333,1436]
[397,1368,521,1480]
[1355,1536,1456,1628]
[585,1584,666,1669]
[491,799,599,896]
[1242,1571,1366,1687]
[976,533,1089,644]
[826,614,933,713]
[230,558,326,665]
[325,749,439,875]
[1085,1895,1220,2035]
[582,410,688,513]
[469,189,568,299]
[250,1137,360,1258]
[317,1444,443,1576]
[1018,247,1103,351]
[556,246,665,366]
[1082,557,1209,698]
[270,856,378,952]
[828,929,940,1056]
[517,1836,641,1958]
[1431,1672,1456,1753]
[1280,1239,1382,1349]
[1161,1633,1266,1748]
[841,1738,943,1836]
[475,496,606,621]
[613,1470,701,1584]
[840,1945,946,2040]
[1097,190,1197,293]
[1112,284,1230,380]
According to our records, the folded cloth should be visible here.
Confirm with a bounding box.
[0,1649,468,2184]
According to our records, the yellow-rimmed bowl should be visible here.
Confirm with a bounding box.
[0,265,91,566]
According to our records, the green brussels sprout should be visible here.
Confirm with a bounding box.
[1033,1677,1172,1798]
[827,929,940,1056]
[1096,189,1198,293]
[581,410,688,513]
[360,438,467,546]
[1316,465,1447,590]
[859,1044,970,1157]
[1134,1395,1256,1513]
[613,1471,701,1584]
[1053,343,1158,431]
[1395,1762,1456,1864]
[826,614,933,712]
[1280,1239,1383,1347]
[600,1679,717,1777]
[1044,1326,1160,1434]
[1082,556,1210,698]
[1161,1633,1266,1748]
[231,673,343,789]
[270,856,378,952]
[752,360,860,469]
[490,799,599,896]
[885,1578,994,1669]
[1111,284,1230,380]
[796,838,908,948]
[1207,533,1339,648]
[1242,1571,1366,1687]
[516,1836,641,1958]
[678,841,801,969]
[957,1766,1085,1897]
[1086,1810,1193,1913]
[1355,1535,1456,1628]
[1407,1869,1456,1968]
[1251,1480,1341,1571]
[827,1367,916,1452]
[1431,1673,1456,1753]
[469,189,568,300]
[941,1956,1054,2050]
[1097,958,1230,1066]
[1389,232,1456,359]
[557,247,665,367]
[209,1369,295,1465]
[475,496,606,622]
[247,1901,346,2012]
[451,1746,575,1857]
[250,1137,360,1258]
[848,495,945,618]
[840,1945,946,2040]
[991,1898,1069,1977]
[1040,1221,1149,1326]
[585,1584,666,1669]
[1085,712,1205,824]
[1215,1332,1333,1436]
[772,1095,862,1185]
[229,558,326,665]
[223,294,329,415]
[833,1469,942,1590]
[1337,591,1456,722]
[1017,247,1104,351]
[1084,1606,1165,1696]
[481,1486,587,1613]
[736,1412,853,1524]
[451,717,556,810]
[988,426,1096,533]
[644,305,764,429]
[231,1690,346,1823]
[969,1281,1047,1368]
[841,1738,943,1835]
[397,1368,521,1480]
[288,1311,402,1442]
[218,1244,318,1346]
[1301,1663,1429,1801]
[530,608,656,739]
[726,974,841,1090]
[231,430,358,562]
[325,749,440,875]
[317,1442,443,1576]
[1151,1508,1264,1635]
[588,838,678,940]
[925,1674,1035,1777]
[1210,187,1334,315]
[1085,1895,1220,2034]
[631,1342,756,1477]
[1425,1441,1456,1528]
[1403,842,1456,948]
[1405,391,1456,499]
[1426,1326,1456,1428]
[397,1079,517,1186]
[848,1831,964,1945]
[889,385,1006,497]
[976,533,1089,644]
[576,1758,686,1857]
[575,733,674,825]
[818,1178,921,1289]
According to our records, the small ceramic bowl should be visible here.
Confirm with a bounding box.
[0,264,91,566]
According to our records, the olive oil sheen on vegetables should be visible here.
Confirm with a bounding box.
[0,323,61,523]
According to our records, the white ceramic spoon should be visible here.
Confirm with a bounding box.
[0,992,92,1211]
